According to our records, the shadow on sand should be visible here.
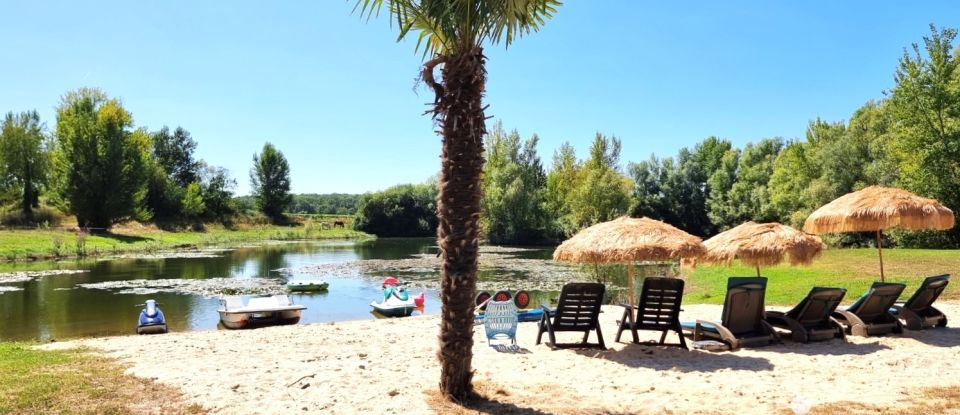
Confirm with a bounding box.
[572,342,775,372]
[489,344,532,354]
[896,326,960,347]
[765,337,891,356]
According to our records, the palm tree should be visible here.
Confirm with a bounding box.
[354,0,560,400]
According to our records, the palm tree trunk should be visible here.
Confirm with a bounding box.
[428,47,487,401]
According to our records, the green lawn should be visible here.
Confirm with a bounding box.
[0,343,203,414]
[0,223,371,263]
[686,248,960,305]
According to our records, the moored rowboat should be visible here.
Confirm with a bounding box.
[218,295,306,329]
[287,280,329,292]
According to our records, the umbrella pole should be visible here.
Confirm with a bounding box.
[876,230,885,282]
[627,263,635,307]
[756,265,761,277]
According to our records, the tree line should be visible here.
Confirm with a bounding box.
[355,25,960,248]
[0,88,295,229]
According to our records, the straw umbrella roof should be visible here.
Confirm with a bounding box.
[553,216,706,264]
[702,222,825,267]
[803,186,954,234]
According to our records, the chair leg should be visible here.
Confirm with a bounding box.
[615,307,628,343]
[675,328,687,349]
[659,330,668,345]
[595,320,606,349]
[536,317,546,345]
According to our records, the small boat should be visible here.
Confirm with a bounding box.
[474,308,546,324]
[370,290,423,318]
[218,295,306,329]
[287,279,329,292]
[136,299,168,334]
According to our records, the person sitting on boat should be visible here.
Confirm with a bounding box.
[381,276,408,302]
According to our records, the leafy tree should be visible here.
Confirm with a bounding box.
[152,126,200,187]
[288,193,361,215]
[0,110,49,216]
[355,0,560,399]
[53,88,151,229]
[718,138,783,228]
[250,142,292,223]
[145,162,183,222]
[353,183,438,236]
[887,25,960,246]
[849,101,897,187]
[768,141,816,227]
[629,137,731,236]
[481,122,550,244]
[706,149,739,229]
[181,182,205,218]
[198,163,236,221]
[568,133,631,229]
[545,141,581,237]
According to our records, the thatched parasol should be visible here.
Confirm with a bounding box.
[803,186,955,281]
[553,216,706,305]
[702,221,825,276]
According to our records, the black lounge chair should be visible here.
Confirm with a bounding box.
[832,282,905,337]
[616,277,686,348]
[765,287,847,343]
[536,282,606,349]
[680,277,778,351]
[891,274,950,330]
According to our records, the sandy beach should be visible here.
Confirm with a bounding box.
[41,303,960,414]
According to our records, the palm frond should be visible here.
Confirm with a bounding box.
[354,0,561,57]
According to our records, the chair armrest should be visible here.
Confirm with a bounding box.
[764,310,786,318]
[694,319,737,350]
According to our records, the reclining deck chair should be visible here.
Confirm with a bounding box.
[832,282,905,337]
[680,277,778,351]
[765,287,846,343]
[891,274,950,330]
[536,282,606,349]
[616,277,686,348]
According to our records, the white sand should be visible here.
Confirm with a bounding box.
[42,303,960,414]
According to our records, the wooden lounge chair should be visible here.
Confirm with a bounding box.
[891,274,950,330]
[616,277,686,348]
[536,282,606,350]
[680,277,778,351]
[832,282,905,337]
[765,287,847,343]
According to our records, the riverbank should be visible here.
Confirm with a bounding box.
[39,303,960,414]
[0,222,372,264]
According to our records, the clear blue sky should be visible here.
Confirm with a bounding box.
[2,1,957,196]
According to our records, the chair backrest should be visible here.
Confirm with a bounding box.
[846,282,906,322]
[786,287,847,327]
[552,282,605,330]
[484,300,518,339]
[903,274,950,314]
[636,277,685,329]
[720,277,768,335]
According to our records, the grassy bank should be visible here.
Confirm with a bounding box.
[0,222,372,262]
[686,248,960,305]
[0,343,202,414]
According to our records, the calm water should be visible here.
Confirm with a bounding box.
[0,238,573,341]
